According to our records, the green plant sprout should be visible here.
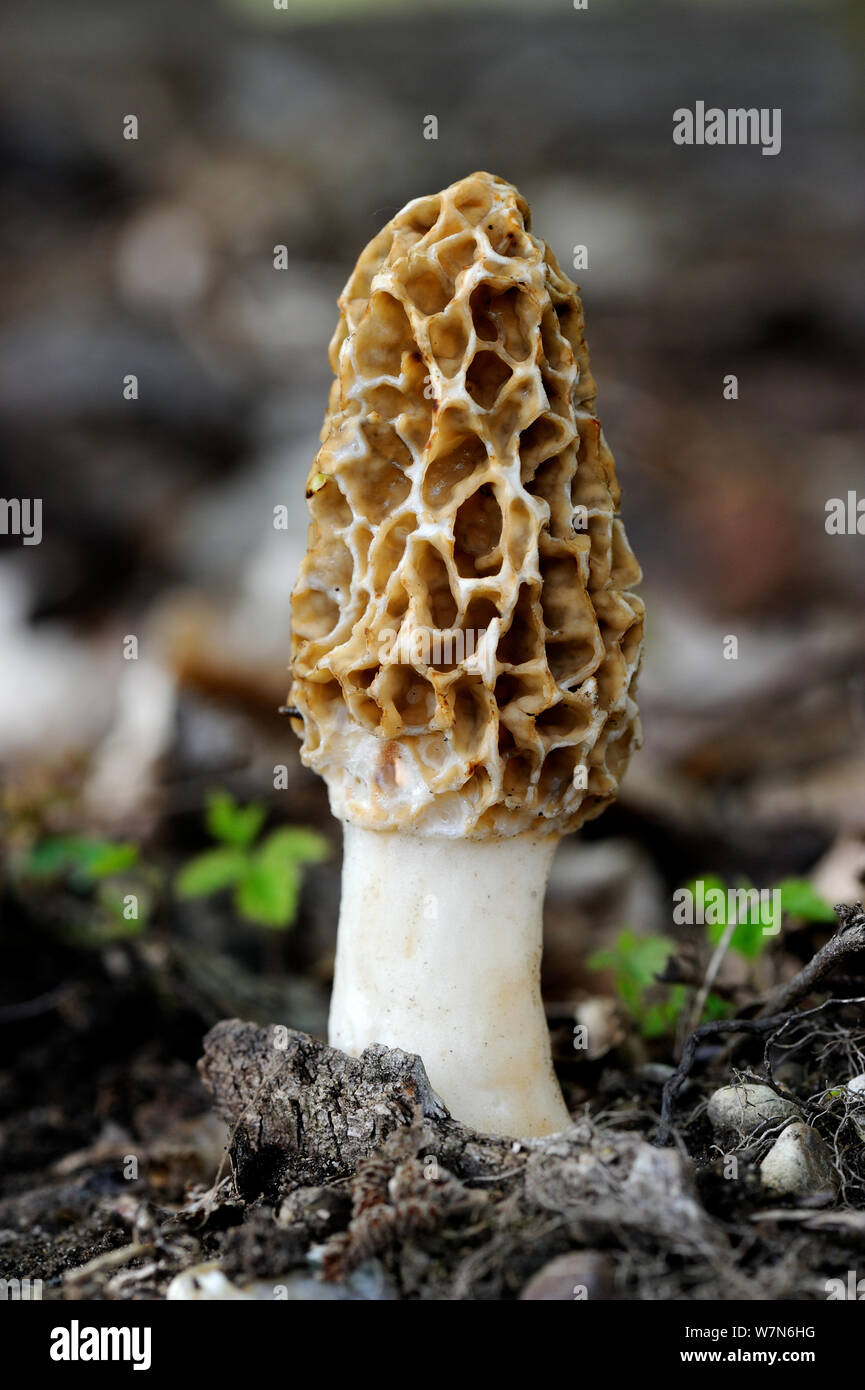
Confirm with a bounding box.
[588,928,730,1039]
[682,874,769,959]
[14,834,139,887]
[11,833,152,943]
[176,790,328,930]
[682,874,835,959]
[776,877,836,923]
[590,874,834,1040]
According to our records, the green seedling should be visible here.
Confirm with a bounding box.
[588,928,732,1039]
[591,873,834,1040]
[10,833,152,943]
[176,790,328,930]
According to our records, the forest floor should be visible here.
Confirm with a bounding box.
[3,846,864,1301]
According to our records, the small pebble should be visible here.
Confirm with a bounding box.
[760,1122,838,1197]
[707,1083,798,1137]
[637,1063,677,1087]
[846,1073,865,1141]
[165,1258,394,1301]
[520,1251,613,1301]
[166,1264,248,1301]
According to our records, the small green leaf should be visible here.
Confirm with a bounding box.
[691,876,771,959]
[258,826,329,869]
[588,930,674,986]
[80,842,140,882]
[641,985,688,1039]
[640,1004,667,1039]
[706,910,767,961]
[701,992,734,1022]
[15,835,139,887]
[589,929,677,1030]
[235,858,300,930]
[176,847,248,898]
[628,935,675,986]
[778,877,835,923]
[205,791,266,848]
[15,836,83,880]
[684,874,729,926]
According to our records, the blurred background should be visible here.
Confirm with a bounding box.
[1,0,864,1215]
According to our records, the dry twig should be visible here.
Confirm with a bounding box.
[657,902,865,1144]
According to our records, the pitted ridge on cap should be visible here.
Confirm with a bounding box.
[289,172,643,838]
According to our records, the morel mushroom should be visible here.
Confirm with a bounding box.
[289,172,643,1137]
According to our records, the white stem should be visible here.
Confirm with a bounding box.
[329,824,571,1138]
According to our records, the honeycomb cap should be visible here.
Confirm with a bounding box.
[290,172,643,838]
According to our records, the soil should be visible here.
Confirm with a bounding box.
[2,890,864,1301]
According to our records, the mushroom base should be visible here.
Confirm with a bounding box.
[329,824,571,1138]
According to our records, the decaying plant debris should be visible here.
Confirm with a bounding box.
[4,900,863,1302]
[196,1020,722,1298]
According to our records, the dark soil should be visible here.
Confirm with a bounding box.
[3,892,865,1301]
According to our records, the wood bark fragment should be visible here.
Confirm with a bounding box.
[199,1019,465,1196]
[197,1018,717,1286]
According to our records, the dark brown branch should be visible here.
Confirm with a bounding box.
[655,899,865,1146]
[0,985,71,1023]
[656,1011,800,1146]
[757,901,865,1018]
